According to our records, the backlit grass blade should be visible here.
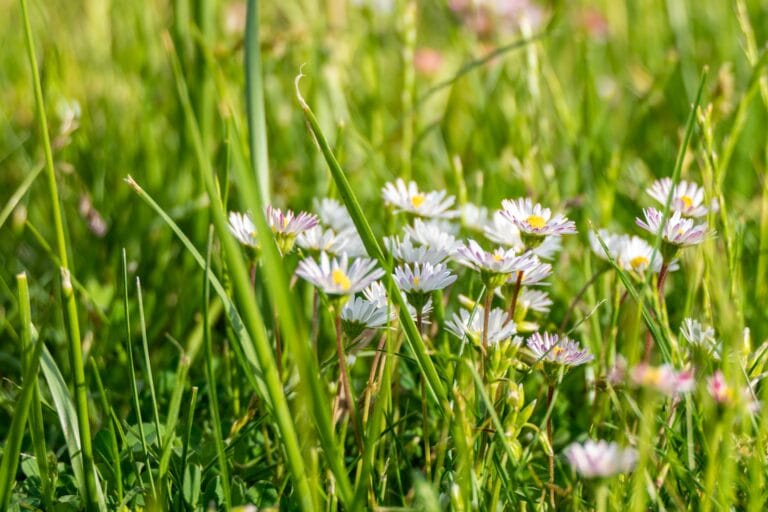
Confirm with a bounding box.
[17,273,54,511]
[163,31,315,510]
[244,0,270,204]
[0,310,44,510]
[295,72,448,410]
[0,163,43,232]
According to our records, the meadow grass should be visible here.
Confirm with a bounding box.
[1,0,768,510]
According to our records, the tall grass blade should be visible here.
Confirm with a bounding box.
[244,0,270,204]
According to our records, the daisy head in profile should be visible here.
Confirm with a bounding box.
[647,178,710,218]
[499,198,576,247]
[340,295,394,340]
[228,211,259,252]
[382,178,457,219]
[635,208,711,260]
[265,205,318,255]
[296,252,384,299]
[526,332,593,369]
[394,262,456,315]
[456,239,538,288]
[564,439,637,479]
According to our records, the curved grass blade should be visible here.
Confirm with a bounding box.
[163,32,315,511]
[295,72,448,410]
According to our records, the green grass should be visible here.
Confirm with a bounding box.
[2,0,768,510]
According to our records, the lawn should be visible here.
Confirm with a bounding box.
[1,0,767,510]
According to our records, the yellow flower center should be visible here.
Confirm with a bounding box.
[680,195,693,209]
[552,346,564,357]
[630,256,649,270]
[526,215,546,229]
[643,368,662,386]
[331,269,351,291]
[411,194,426,209]
[492,254,503,262]
[413,276,421,287]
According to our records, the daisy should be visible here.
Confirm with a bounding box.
[461,203,490,232]
[647,178,709,218]
[382,179,457,218]
[518,288,552,314]
[363,281,433,323]
[385,236,453,264]
[228,211,259,249]
[265,205,318,254]
[629,363,694,396]
[403,219,462,255]
[296,252,384,296]
[335,229,367,257]
[315,198,355,232]
[564,440,637,478]
[499,198,577,245]
[447,306,518,346]
[707,371,734,405]
[394,262,456,313]
[341,296,393,340]
[456,239,538,287]
[617,236,668,274]
[526,332,593,367]
[486,211,563,259]
[511,256,552,286]
[296,226,344,255]
[635,208,711,257]
[680,318,720,360]
[588,229,628,261]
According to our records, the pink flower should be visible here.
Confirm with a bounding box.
[630,364,694,396]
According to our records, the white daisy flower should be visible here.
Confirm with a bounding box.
[681,318,720,359]
[588,229,628,261]
[456,240,538,285]
[526,332,593,367]
[382,178,457,218]
[341,296,393,338]
[362,281,433,323]
[617,236,667,274]
[629,364,694,396]
[518,288,552,314]
[512,256,552,286]
[265,205,318,254]
[447,306,517,346]
[228,211,259,249]
[461,203,490,232]
[499,198,577,242]
[394,262,457,294]
[636,208,711,250]
[296,226,344,255]
[296,252,384,296]
[315,198,355,232]
[485,212,563,260]
[403,219,462,255]
[335,229,368,257]
[564,440,637,479]
[385,236,453,264]
[647,178,709,218]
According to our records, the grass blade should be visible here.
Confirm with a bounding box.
[244,0,270,204]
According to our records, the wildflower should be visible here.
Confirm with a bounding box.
[394,262,456,313]
[526,332,593,367]
[447,306,517,346]
[707,371,733,405]
[363,280,432,323]
[647,178,709,218]
[499,198,577,246]
[456,239,537,288]
[316,198,355,232]
[385,236,453,264]
[266,205,318,254]
[518,288,552,314]
[382,179,457,218]
[228,211,259,250]
[335,229,367,257]
[510,256,552,287]
[296,226,344,255]
[461,203,490,232]
[629,363,694,396]
[588,229,627,261]
[486,211,563,259]
[296,252,384,297]
[404,218,462,255]
[635,208,710,259]
[681,318,720,360]
[341,296,393,340]
[564,440,637,478]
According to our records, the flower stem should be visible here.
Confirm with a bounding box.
[482,289,492,352]
[508,271,524,321]
[547,383,556,509]
[416,308,432,480]
[657,261,670,298]
[335,312,363,452]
